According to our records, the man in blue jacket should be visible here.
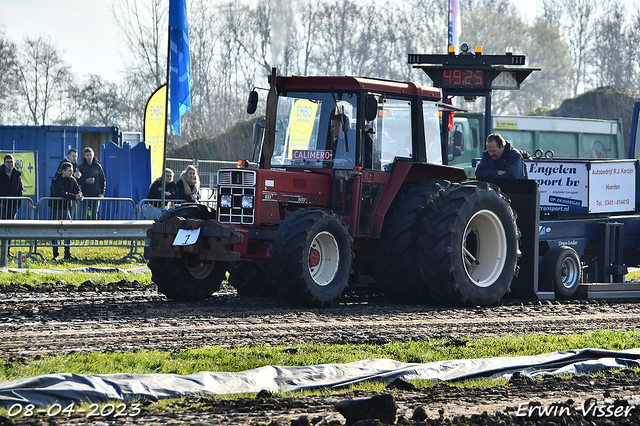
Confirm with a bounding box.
[475,133,527,182]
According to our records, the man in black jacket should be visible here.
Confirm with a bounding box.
[77,147,105,220]
[0,154,24,219]
[58,148,82,179]
[475,133,527,182]
[58,148,81,218]
[50,162,83,260]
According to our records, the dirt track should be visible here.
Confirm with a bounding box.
[2,281,640,425]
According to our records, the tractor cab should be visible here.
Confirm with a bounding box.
[249,73,445,173]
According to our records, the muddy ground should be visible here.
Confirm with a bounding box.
[1,280,640,425]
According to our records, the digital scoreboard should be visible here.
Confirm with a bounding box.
[407,52,538,93]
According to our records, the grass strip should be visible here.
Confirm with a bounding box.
[2,329,639,382]
[0,245,151,286]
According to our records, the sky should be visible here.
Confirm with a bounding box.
[1,0,639,83]
[0,0,126,82]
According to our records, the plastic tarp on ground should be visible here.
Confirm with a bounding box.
[1,348,640,408]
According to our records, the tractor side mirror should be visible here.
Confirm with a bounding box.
[365,96,378,122]
[453,129,463,148]
[247,90,259,114]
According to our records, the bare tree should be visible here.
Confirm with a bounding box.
[626,10,640,91]
[509,18,573,114]
[14,36,71,125]
[594,0,628,87]
[0,28,19,124]
[303,0,363,76]
[300,1,320,76]
[77,75,123,126]
[554,0,598,94]
[111,0,167,91]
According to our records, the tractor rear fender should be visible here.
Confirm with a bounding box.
[370,161,467,238]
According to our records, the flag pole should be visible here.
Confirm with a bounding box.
[161,24,171,212]
[447,0,451,52]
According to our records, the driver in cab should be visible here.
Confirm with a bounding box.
[329,112,355,169]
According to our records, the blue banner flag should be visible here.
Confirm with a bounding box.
[169,0,191,136]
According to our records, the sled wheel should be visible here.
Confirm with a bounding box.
[541,245,582,298]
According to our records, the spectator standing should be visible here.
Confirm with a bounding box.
[77,147,106,220]
[175,165,200,203]
[143,168,178,219]
[50,162,83,260]
[58,148,81,218]
[57,148,82,179]
[0,154,24,219]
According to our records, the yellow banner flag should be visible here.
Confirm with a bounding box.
[144,85,167,179]
[0,151,36,196]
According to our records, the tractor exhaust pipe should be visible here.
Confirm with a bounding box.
[261,67,278,169]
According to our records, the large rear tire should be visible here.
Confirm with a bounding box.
[373,180,450,303]
[418,181,520,306]
[540,246,582,298]
[227,262,275,297]
[149,256,227,301]
[269,208,353,307]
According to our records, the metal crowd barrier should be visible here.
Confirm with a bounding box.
[137,198,175,220]
[0,220,153,267]
[0,196,36,220]
[0,197,37,258]
[136,198,217,219]
[36,197,136,221]
[0,193,220,265]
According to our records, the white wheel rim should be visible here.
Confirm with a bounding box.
[560,255,580,290]
[186,258,216,279]
[308,231,340,286]
[462,209,507,288]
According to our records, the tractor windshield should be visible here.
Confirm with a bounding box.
[271,91,358,169]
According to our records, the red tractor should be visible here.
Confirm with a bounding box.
[146,69,520,307]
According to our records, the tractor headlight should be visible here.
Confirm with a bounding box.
[241,195,254,209]
[220,194,232,208]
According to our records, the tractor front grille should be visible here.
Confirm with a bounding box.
[217,170,256,225]
[218,170,256,186]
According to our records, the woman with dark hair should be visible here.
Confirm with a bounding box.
[143,168,177,219]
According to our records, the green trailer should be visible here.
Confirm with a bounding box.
[448,113,624,177]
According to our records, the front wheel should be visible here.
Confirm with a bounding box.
[541,246,582,298]
[269,208,353,307]
[149,256,227,301]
